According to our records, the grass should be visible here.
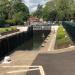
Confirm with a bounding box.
[55,25,72,49]
[0,26,17,33]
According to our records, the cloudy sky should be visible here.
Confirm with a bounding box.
[23,0,49,12]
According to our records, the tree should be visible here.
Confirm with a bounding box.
[0,0,30,25]
[13,2,29,24]
[70,0,75,20]
[33,4,43,18]
[42,0,57,21]
[0,0,9,25]
[56,0,73,21]
[42,0,74,21]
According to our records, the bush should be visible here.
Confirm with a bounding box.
[0,26,17,33]
[5,29,9,32]
[57,26,65,39]
[55,25,72,49]
[5,19,16,25]
[11,27,16,30]
[14,12,24,25]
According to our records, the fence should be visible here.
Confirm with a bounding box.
[62,21,75,44]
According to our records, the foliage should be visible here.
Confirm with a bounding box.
[5,19,16,25]
[14,12,25,24]
[43,1,56,21]
[13,2,29,20]
[56,0,73,20]
[34,0,75,21]
[32,4,43,18]
[0,26,17,33]
[55,26,72,49]
[0,0,29,26]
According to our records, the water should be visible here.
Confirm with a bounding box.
[33,32,46,50]
[16,31,49,50]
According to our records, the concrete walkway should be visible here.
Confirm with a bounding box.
[26,50,75,75]
[48,26,59,51]
[1,25,75,75]
[16,26,29,32]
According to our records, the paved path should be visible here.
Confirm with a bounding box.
[48,26,58,51]
[16,26,28,32]
[1,25,75,75]
[1,49,75,75]
[38,25,59,52]
[0,51,39,75]
[26,50,75,75]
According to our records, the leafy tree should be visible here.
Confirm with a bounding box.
[42,0,57,21]
[56,0,74,21]
[0,0,9,25]
[33,4,43,18]
[13,2,29,24]
[42,0,75,21]
[70,0,75,20]
[0,0,29,26]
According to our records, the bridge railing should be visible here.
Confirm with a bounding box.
[31,23,51,31]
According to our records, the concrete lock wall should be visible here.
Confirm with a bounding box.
[0,25,51,60]
[62,21,75,44]
[0,27,33,60]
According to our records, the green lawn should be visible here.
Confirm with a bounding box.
[55,25,72,49]
[0,26,17,33]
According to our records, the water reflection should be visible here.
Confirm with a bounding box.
[16,32,48,50]
[33,33,45,50]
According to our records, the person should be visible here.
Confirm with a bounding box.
[48,21,50,25]
[52,28,55,34]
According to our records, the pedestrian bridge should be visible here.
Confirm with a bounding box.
[16,26,29,32]
[17,22,51,32]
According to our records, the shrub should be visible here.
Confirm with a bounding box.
[5,19,16,25]
[5,29,9,32]
[11,27,16,30]
[55,25,72,49]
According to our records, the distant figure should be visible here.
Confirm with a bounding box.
[53,28,55,33]
[52,28,55,34]
[48,21,50,25]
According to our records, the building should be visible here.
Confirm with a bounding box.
[28,16,39,25]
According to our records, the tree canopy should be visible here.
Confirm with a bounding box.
[32,4,43,18]
[32,0,75,21]
[0,0,29,26]
[55,0,73,20]
[42,0,56,21]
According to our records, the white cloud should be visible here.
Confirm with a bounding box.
[23,0,30,7]
[23,0,49,12]
[31,6,37,12]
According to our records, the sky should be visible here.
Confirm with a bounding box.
[23,0,49,13]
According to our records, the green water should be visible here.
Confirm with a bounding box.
[16,33,46,50]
